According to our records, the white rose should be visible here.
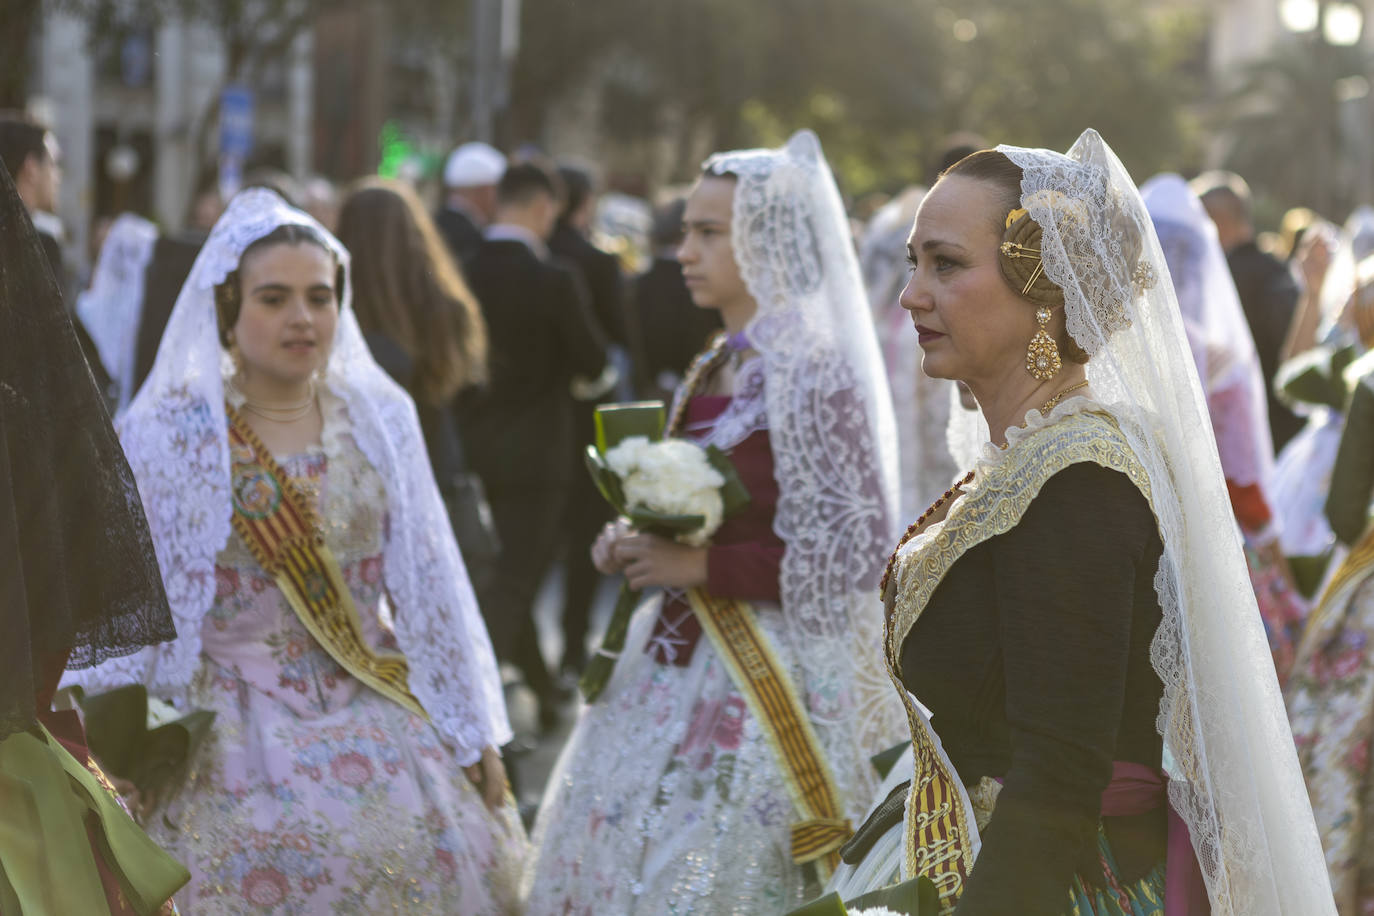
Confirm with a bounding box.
[604,436,727,546]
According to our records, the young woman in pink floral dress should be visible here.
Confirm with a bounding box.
[73,189,525,914]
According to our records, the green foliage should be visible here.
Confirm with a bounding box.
[511,0,1204,196]
[1221,37,1373,220]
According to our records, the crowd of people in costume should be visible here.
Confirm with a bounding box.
[3,101,1374,915]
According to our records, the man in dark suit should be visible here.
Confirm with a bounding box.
[1195,171,1304,451]
[459,161,608,728]
[435,142,505,263]
[0,111,117,407]
[547,164,634,676]
[634,197,723,401]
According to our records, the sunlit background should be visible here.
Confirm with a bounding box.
[4,0,1372,274]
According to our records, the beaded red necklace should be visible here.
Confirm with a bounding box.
[877,379,1091,597]
[878,469,975,596]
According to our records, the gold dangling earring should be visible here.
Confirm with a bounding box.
[1026,307,1062,381]
[227,332,244,376]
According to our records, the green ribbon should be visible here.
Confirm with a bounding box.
[0,724,189,915]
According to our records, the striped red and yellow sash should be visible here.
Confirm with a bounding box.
[687,589,850,878]
[225,404,426,720]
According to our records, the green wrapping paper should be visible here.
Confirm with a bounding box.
[0,723,189,914]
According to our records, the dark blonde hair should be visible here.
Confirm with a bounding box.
[335,178,488,404]
[939,150,1090,365]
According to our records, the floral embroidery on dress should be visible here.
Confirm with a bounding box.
[151,407,525,914]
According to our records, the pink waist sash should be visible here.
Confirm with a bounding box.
[1099,761,1210,915]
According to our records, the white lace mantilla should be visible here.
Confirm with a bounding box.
[72,189,510,765]
[702,131,906,819]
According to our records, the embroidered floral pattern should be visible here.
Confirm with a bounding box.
[151,429,525,914]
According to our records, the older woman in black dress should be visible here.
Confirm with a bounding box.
[834,131,1331,915]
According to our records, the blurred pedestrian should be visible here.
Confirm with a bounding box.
[436,141,506,262]
[549,163,630,676]
[1195,170,1305,450]
[459,161,608,729]
[75,212,158,417]
[335,177,496,590]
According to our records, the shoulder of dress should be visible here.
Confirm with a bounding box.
[885,410,1150,668]
[986,410,1144,493]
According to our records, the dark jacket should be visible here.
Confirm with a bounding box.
[549,221,628,347]
[1227,241,1302,450]
[434,206,484,264]
[632,255,722,398]
[457,238,607,488]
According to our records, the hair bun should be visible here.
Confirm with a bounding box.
[999,209,1090,363]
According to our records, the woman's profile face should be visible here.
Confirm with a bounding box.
[899,175,1037,388]
[232,241,339,386]
[677,175,750,312]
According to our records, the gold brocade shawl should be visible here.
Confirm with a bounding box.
[882,407,1154,912]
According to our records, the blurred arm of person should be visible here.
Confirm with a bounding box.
[1280,227,1335,363]
[1326,376,1374,547]
[1347,283,1374,350]
[552,264,614,398]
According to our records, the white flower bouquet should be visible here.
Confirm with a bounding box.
[580,402,749,702]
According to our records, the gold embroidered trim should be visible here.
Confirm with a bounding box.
[882,410,1156,907]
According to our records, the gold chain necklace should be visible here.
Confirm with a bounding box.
[1039,378,1090,414]
[234,379,318,423]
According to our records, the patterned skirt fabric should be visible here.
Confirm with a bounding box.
[1066,826,1166,916]
[1287,570,1374,914]
[525,596,817,915]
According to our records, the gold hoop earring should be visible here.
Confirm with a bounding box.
[1026,307,1062,381]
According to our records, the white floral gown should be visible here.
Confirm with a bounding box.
[152,400,526,914]
[525,395,816,914]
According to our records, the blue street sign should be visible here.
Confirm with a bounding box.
[220,86,254,159]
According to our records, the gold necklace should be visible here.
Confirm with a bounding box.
[236,380,317,423]
[1040,379,1089,414]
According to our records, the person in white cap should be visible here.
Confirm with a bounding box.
[436,141,507,262]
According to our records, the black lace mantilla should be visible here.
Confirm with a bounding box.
[0,160,175,740]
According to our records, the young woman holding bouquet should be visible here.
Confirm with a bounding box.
[524,130,906,913]
[68,189,525,913]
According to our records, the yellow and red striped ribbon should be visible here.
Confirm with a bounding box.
[226,405,427,720]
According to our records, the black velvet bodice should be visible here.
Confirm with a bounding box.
[900,462,1167,915]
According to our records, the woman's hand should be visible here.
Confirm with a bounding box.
[613,533,709,590]
[463,745,508,812]
[591,519,635,575]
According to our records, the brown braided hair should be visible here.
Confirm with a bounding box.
[940,150,1089,365]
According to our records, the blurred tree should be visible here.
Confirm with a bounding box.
[509,0,1204,198]
[1222,34,1372,220]
[0,0,42,108]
